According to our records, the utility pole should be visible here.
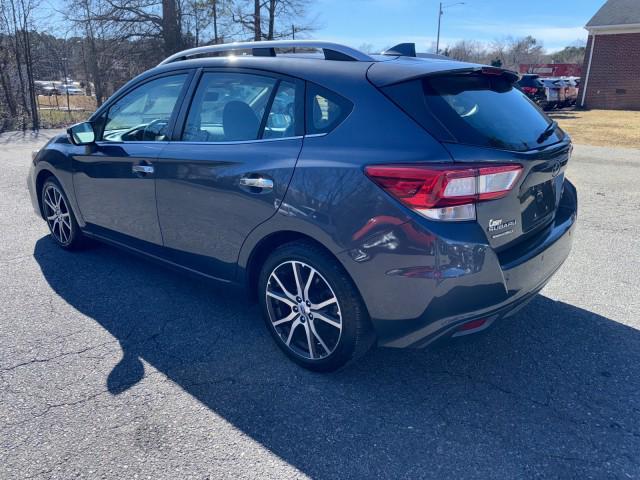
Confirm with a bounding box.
[436,2,465,55]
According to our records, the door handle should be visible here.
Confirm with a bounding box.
[132,164,154,175]
[239,177,274,191]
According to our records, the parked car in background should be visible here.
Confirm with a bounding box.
[516,74,547,109]
[540,78,563,110]
[554,78,573,108]
[35,83,60,96]
[28,40,576,372]
[59,85,84,95]
[562,77,579,106]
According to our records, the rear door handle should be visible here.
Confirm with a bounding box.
[132,164,154,175]
[239,177,274,191]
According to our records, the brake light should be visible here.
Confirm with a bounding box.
[522,86,538,95]
[364,164,522,221]
[481,67,503,76]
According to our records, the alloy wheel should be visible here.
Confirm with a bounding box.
[43,184,72,245]
[265,260,342,360]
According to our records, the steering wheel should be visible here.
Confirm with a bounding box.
[142,119,169,140]
[120,119,168,141]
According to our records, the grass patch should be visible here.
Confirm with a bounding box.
[38,95,97,111]
[38,109,91,128]
[550,109,640,149]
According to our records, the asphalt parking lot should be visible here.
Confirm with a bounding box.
[1,129,639,479]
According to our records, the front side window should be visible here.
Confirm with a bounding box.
[101,74,188,142]
[183,73,278,142]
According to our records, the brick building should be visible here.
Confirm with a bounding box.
[580,0,640,110]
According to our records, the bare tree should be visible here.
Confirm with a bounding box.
[232,0,315,41]
[1,0,40,129]
[447,39,486,63]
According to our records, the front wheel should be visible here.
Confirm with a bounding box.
[41,178,84,250]
[258,241,374,372]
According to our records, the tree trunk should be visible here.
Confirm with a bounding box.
[0,46,17,116]
[267,0,275,40]
[21,26,39,130]
[162,0,182,55]
[253,0,261,41]
[8,1,29,122]
[212,0,218,44]
[0,67,17,116]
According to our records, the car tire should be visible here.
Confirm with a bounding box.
[41,177,85,250]
[258,240,375,372]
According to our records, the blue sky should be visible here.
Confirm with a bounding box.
[308,0,604,52]
[43,0,604,53]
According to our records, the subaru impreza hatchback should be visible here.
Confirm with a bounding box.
[27,40,577,371]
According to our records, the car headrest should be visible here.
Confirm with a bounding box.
[313,96,323,127]
[223,101,259,141]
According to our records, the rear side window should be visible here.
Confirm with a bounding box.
[183,72,277,142]
[264,80,298,139]
[385,73,564,151]
[306,84,352,135]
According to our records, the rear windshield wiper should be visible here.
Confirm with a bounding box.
[537,120,558,143]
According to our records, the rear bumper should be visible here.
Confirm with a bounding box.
[339,180,577,348]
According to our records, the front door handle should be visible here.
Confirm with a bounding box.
[239,177,274,191]
[132,164,154,175]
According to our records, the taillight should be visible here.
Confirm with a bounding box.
[522,86,538,95]
[364,164,522,221]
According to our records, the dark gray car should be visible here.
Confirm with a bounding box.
[27,41,577,371]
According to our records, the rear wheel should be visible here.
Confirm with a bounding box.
[41,178,84,250]
[258,241,374,372]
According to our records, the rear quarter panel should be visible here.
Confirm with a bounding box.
[237,72,453,282]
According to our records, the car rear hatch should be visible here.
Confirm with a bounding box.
[367,58,570,250]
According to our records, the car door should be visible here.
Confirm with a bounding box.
[72,72,191,246]
[155,69,304,280]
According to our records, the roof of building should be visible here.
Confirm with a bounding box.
[586,0,640,27]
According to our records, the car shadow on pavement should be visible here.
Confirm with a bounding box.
[33,237,640,479]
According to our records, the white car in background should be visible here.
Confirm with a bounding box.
[59,85,84,95]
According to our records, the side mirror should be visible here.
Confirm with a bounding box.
[68,122,96,145]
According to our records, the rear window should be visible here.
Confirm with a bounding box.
[385,73,564,152]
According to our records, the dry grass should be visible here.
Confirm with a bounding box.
[38,109,91,129]
[549,109,640,149]
[37,94,97,111]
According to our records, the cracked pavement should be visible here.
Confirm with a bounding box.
[1,129,639,479]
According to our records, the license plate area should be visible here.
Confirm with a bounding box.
[522,180,555,232]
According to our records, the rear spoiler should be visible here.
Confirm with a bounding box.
[406,66,520,85]
[367,58,520,87]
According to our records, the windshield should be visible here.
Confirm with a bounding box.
[422,73,564,151]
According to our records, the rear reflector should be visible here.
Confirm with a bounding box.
[365,163,522,221]
[458,318,487,331]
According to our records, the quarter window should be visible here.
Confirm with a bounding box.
[182,73,277,142]
[306,84,353,135]
[101,74,188,142]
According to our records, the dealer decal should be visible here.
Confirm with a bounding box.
[488,218,517,239]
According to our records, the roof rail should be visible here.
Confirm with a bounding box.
[158,40,375,66]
